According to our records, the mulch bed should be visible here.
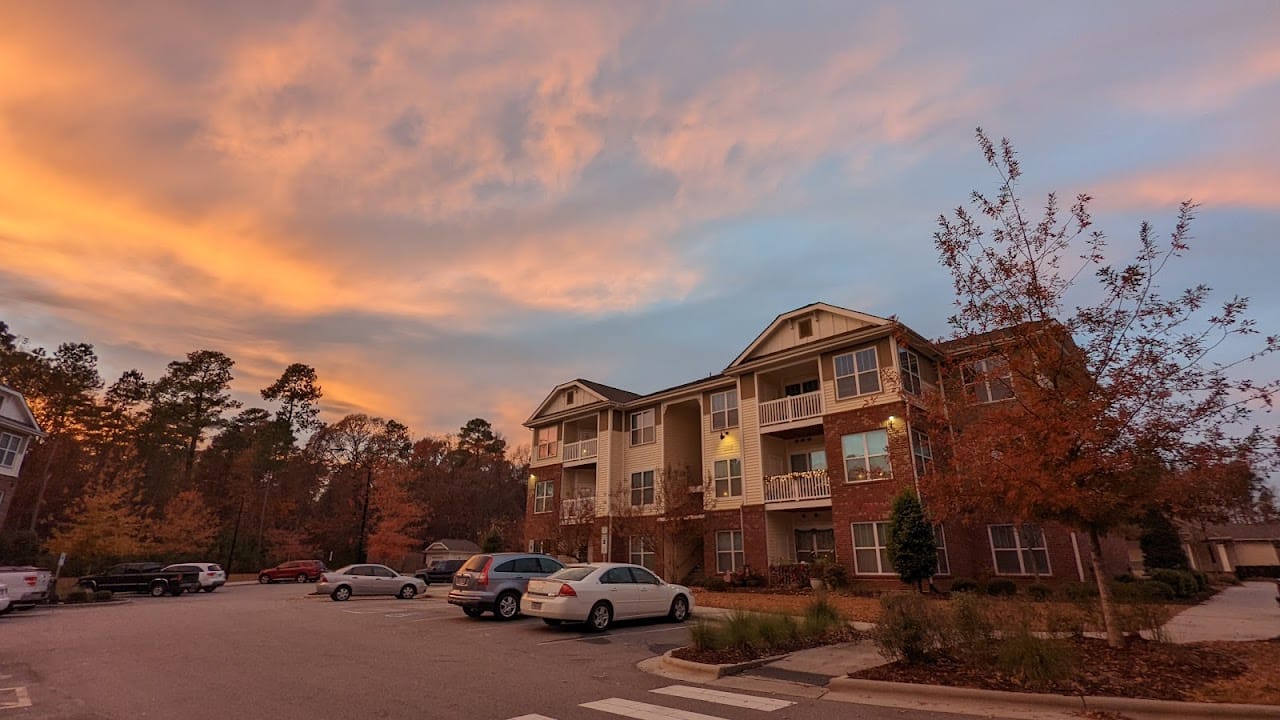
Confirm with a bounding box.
[671,627,861,665]
[853,636,1248,701]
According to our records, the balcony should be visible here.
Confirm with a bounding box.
[561,496,595,523]
[562,437,598,463]
[764,470,831,503]
[758,391,823,427]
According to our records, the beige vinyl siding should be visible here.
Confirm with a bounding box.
[594,410,612,517]
[822,338,900,414]
[748,309,876,360]
[624,406,662,514]
[541,386,604,417]
[1235,542,1280,566]
[605,411,625,516]
[766,513,795,565]
[703,376,758,510]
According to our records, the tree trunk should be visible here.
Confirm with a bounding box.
[28,437,57,534]
[356,466,373,564]
[1088,528,1123,648]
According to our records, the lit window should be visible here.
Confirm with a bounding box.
[910,428,932,477]
[713,458,742,498]
[533,480,554,514]
[630,470,655,506]
[988,524,1050,575]
[841,430,891,482]
[630,409,656,446]
[964,357,1014,403]
[852,521,892,575]
[529,539,551,554]
[715,530,744,574]
[899,349,923,396]
[710,389,739,431]
[628,536,656,570]
[834,347,881,398]
[535,425,559,460]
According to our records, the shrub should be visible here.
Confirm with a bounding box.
[64,589,90,604]
[705,577,729,592]
[1044,603,1089,638]
[948,592,996,660]
[689,620,724,651]
[996,630,1076,687]
[950,578,979,593]
[755,613,801,648]
[1190,570,1210,593]
[1148,569,1197,599]
[802,593,844,637]
[986,578,1017,597]
[1113,573,1136,583]
[1131,580,1175,602]
[92,590,114,602]
[723,609,760,650]
[821,563,851,590]
[1063,581,1098,601]
[1027,584,1053,601]
[1116,601,1174,642]
[872,593,947,664]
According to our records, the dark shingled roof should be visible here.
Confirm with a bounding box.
[576,379,642,404]
[1201,523,1280,541]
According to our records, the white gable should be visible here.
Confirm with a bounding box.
[730,303,889,367]
[526,381,608,424]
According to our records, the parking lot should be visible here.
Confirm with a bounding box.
[1,583,944,720]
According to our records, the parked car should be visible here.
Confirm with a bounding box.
[521,563,693,632]
[316,564,425,601]
[77,563,199,597]
[447,552,564,620]
[412,558,465,585]
[0,566,53,609]
[0,584,10,615]
[163,562,226,592]
[258,559,327,584]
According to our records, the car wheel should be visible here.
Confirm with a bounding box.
[201,586,215,593]
[398,584,418,600]
[542,618,563,627]
[171,586,185,596]
[81,581,97,593]
[668,595,690,623]
[296,574,308,583]
[149,581,167,598]
[258,575,271,584]
[495,591,520,620]
[462,606,484,618]
[587,602,612,632]
[331,586,352,602]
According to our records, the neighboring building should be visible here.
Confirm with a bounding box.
[1183,523,1280,577]
[522,303,1127,586]
[422,538,482,563]
[0,384,45,531]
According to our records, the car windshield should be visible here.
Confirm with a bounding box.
[460,555,489,572]
[548,567,594,581]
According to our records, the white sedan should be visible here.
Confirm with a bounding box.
[0,584,10,615]
[521,563,693,631]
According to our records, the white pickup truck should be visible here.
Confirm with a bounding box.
[0,566,53,612]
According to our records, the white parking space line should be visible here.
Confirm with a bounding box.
[650,686,793,712]
[581,698,726,720]
[537,626,687,646]
[0,686,33,710]
[506,715,557,720]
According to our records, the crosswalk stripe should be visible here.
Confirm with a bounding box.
[649,685,793,711]
[581,697,726,720]
[507,715,557,720]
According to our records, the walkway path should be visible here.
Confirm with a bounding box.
[1164,579,1280,643]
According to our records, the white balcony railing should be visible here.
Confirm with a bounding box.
[764,470,831,503]
[758,391,823,426]
[561,496,595,523]
[562,437,598,462]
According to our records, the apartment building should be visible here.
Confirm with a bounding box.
[523,303,1126,587]
[0,383,46,531]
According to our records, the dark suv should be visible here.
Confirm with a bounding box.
[413,558,465,585]
[447,553,563,620]
[258,560,327,584]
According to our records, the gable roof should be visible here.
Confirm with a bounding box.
[727,302,892,369]
[424,539,481,553]
[525,378,640,426]
[576,379,642,404]
[0,383,45,438]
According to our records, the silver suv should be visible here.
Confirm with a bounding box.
[447,553,564,620]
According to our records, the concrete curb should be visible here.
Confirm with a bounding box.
[826,678,1280,720]
[659,649,789,680]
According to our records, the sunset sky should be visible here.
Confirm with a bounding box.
[2,1,1278,447]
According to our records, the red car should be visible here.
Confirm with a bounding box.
[258,560,327,584]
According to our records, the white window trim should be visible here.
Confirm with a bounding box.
[899,348,923,396]
[533,480,554,514]
[966,357,1015,404]
[628,536,656,569]
[909,427,932,478]
[834,346,881,399]
[630,470,656,507]
[535,425,560,460]
[987,524,1052,576]
[841,430,892,484]
[529,539,550,554]
[715,529,745,574]
[710,389,739,431]
[713,458,742,498]
[0,432,22,468]
[934,524,950,577]
[851,521,894,576]
[630,409,656,446]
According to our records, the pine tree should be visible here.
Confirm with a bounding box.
[888,488,937,592]
[1139,508,1188,571]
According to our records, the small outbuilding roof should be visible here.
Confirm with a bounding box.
[423,539,481,553]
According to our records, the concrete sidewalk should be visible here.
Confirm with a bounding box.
[1164,579,1280,643]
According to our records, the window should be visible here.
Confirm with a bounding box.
[511,557,541,573]
[964,357,1014,403]
[630,470,655,506]
[492,560,517,573]
[789,450,827,473]
[784,379,820,396]
[934,525,950,576]
[628,536,656,570]
[716,530,744,574]
[538,557,564,573]
[899,348,923,396]
[0,433,22,468]
[630,409,655,446]
[988,524,1051,576]
[794,529,835,563]
[797,317,813,339]
[910,428,932,477]
[834,347,881,398]
[710,389,739,431]
[841,430,891,482]
[713,458,742,498]
[533,479,553,514]
[852,521,892,575]
[535,425,559,460]
[528,539,547,553]
[566,389,575,405]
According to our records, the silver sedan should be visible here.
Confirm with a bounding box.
[316,564,426,601]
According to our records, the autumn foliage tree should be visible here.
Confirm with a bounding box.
[922,130,1279,647]
[45,482,149,573]
[151,489,219,560]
